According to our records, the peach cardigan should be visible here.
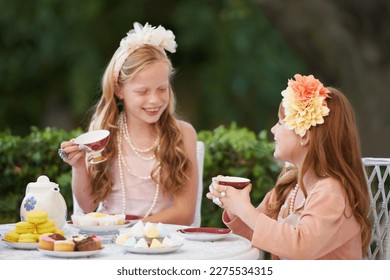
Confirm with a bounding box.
[223,178,363,259]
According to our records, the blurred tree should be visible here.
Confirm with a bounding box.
[254,0,390,156]
[0,0,156,133]
[173,0,305,132]
[0,0,305,139]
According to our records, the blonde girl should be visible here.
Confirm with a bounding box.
[60,23,198,225]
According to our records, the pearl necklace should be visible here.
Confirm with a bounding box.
[289,184,306,215]
[117,113,160,217]
[122,113,159,161]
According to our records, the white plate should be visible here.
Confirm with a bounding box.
[123,244,183,254]
[38,248,103,258]
[177,227,232,241]
[67,220,138,233]
[2,240,38,250]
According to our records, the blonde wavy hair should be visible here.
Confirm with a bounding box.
[87,45,192,206]
[266,87,371,256]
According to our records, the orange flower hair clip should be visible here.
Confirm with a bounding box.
[281,74,330,137]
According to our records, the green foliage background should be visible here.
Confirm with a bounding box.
[0,0,305,135]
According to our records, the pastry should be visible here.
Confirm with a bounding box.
[129,221,145,238]
[26,210,48,224]
[32,233,40,241]
[134,238,148,248]
[18,233,37,243]
[150,238,163,248]
[48,233,66,241]
[74,236,98,251]
[38,235,56,250]
[115,233,130,245]
[97,216,116,226]
[86,212,107,218]
[145,224,160,239]
[156,223,169,237]
[162,236,177,247]
[73,212,125,226]
[76,215,98,226]
[123,236,137,247]
[114,214,126,225]
[15,221,36,234]
[54,240,75,252]
[3,230,20,242]
[36,219,56,234]
[72,234,86,242]
[91,235,102,249]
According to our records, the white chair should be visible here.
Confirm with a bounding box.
[190,141,205,227]
[362,157,390,260]
[73,141,205,227]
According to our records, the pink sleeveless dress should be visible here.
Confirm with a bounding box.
[99,145,173,217]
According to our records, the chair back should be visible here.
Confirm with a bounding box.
[73,141,206,227]
[362,157,390,260]
[190,141,205,227]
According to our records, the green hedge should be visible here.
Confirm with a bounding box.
[0,124,279,226]
[0,127,82,223]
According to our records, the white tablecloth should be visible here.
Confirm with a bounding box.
[0,223,261,260]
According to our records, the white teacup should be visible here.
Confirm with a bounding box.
[74,130,110,164]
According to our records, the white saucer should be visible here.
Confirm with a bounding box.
[2,240,38,250]
[177,227,232,241]
[38,248,103,258]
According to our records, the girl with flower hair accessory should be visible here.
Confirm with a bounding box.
[207,74,371,259]
[59,22,198,225]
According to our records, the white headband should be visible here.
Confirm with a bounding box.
[113,22,177,86]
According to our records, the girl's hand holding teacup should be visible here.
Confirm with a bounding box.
[206,177,253,218]
[58,140,86,168]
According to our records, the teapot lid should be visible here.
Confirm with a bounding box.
[28,175,58,188]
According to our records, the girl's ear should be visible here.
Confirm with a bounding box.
[300,131,310,146]
[115,86,123,100]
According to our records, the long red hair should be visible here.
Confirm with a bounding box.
[266,87,371,256]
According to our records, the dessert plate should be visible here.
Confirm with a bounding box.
[2,240,38,250]
[123,244,183,254]
[37,248,103,258]
[177,227,232,241]
[67,216,140,233]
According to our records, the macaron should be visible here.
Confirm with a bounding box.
[15,221,36,234]
[3,230,20,242]
[36,219,56,234]
[19,233,38,243]
[26,210,48,224]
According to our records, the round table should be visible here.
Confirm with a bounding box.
[0,223,261,260]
